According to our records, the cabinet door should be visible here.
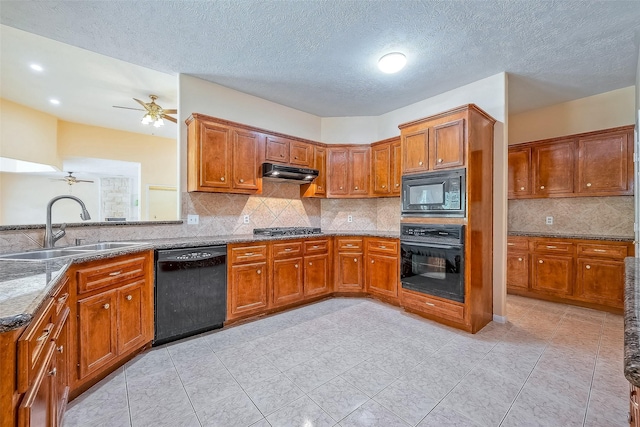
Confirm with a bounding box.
[265,135,289,163]
[117,280,147,355]
[77,290,118,379]
[229,262,268,318]
[350,148,370,195]
[506,252,529,290]
[577,132,630,195]
[18,343,56,427]
[198,121,231,189]
[366,253,398,299]
[575,258,624,308]
[391,139,402,194]
[372,143,391,195]
[290,141,313,167]
[304,254,331,297]
[328,149,349,196]
[402,130,429,174]
[337,253,363,291]
[272,257,304,307]
[313,146,327,196]
[508,147,531,198]
[531,254,573,296]
[533,141,574,196]
[432,119,464,169]
[233,129,261,191]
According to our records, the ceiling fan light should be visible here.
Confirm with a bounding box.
[141,114,153,125]
[378,52,407,74]
[153,118,164,128]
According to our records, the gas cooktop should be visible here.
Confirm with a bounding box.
[253,227,322,236]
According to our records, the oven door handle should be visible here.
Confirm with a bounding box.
[402,242,462,250]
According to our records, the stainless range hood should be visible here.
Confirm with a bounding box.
[262,163,319,183]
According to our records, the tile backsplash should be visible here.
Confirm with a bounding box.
[0,182,401,253]
[508,196,634,237]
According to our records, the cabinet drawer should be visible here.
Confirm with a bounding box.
[272,241,303,258]
[401,290,464,322]
[230,244,268,263]
[337,238,363,251]
[17,297,56,393]
[532,241,574,254]
[304,239,330,254]
[507,238,529,251]
[577,243,628,259]
[366,239,398,254]
[77,256,146,294]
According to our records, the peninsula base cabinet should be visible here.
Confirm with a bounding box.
[630,384,640,427]
[507,236,632,311]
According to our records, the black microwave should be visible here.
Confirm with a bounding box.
[401,168,466,217]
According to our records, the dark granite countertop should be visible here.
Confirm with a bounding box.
[0,230,399,333]
[508,231,634,242]
[625,257,640,386]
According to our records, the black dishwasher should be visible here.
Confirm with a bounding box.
[154,245,227,345]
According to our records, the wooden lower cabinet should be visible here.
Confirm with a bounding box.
[272,257,304,307]
[366,253,398,299]
[575,258,625,308]
[531,254,574,296]
[506,252,529,290]
[77,291,118,379]
[229,261,268,317]
[336,253,364,291]
[304,253,331,297]
[630,383,640,427]
[116,281,147,354]
[18,343,56,427]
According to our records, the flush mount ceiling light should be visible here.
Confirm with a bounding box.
[378,52,407,74]
[49,98,60,105]
[30,63,43,72]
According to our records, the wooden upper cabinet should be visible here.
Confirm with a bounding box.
[327,148,349,196]
[372,143,391,195]
[301,145,327,198]
[577,131,631,195]
[508,147,531,198]
[265,135,289,163]
[350,147,370,195]
[402,130,429,174]
[290,141,313,167]
[191,121,231,190]
[391,139,402,194]
[233,128,261,191]
[432,119,465,170]
[533,140,574,196]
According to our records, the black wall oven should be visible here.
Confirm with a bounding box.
[401,168,465,217]
[400,223,465,303]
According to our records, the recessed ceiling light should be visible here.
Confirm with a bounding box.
[378,52,407,74]
[49,99,60,105]
[30,64,44,72]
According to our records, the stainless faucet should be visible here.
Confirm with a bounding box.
[44,195,91,248]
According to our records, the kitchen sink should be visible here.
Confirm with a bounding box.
[0,242,147,261]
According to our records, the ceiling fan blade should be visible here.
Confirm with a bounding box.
[113,106,145,111]
[133,98,149,110]
[162,109,177,114]
[77,180,95,183]
[162,114,177,124]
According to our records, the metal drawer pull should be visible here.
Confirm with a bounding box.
[312,245,319,249]
[546,246,557,249]
[285,248,292,251]
[36,327,52,342]
[593,249,606,252]
[126,295,133,301]
[346,244,353,247]
[109,271,122,276]
[539,260,544,264]
[49,368,57,377]
[586,265,591,269]
[103,303,110,309]
[57,345,64,353]
[244,252,255,256]
[57,293,69,304]
[425,302,435,306]
[379,245,386,249]
[507,243,515,246]
[256,270,261,275]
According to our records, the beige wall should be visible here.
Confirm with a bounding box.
[1,98,61,168]
[509,86,635,144]
[57,121,177,219]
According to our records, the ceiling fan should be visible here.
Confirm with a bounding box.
[52,172,95,186]
[113,95,177,127]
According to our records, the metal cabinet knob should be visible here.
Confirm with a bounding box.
[381,185,386,188]
[354,258,358,262]
[339,186,343,190]
[395,184,400,187]
[538,260,543,264]
[540,185,545,189]
[318,186,323,190]
[103,303,110,309]
[295,156,298,159]
[49,368,57,377]
[371,260,375,264]
[586,265,591,269]
[309,262,313,266]
[586,183,592,187]
[126,295,132,301]
[239,179,244,183]
[518,257,523,261]
[438,158,443,163]
[295,264,299,269]
[57,345,64,353]
[256,269,261,275]
[418,161,423,166]
[355,186,359,190]
[520,186,525,190]
[220,177,225,182]
[280,154,285,157]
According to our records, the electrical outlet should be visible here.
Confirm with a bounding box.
[243,215,250,224]
[347,215,353,223]
[187,214,199,225]
[545,216,553,225]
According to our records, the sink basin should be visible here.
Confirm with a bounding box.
[75,242,145,251]
[0,248,92,261]
[0,242,146,261]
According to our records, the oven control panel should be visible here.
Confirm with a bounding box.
[400,224,464,244]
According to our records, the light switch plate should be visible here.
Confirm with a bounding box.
[545,216,553,225]
[187,214,199,225]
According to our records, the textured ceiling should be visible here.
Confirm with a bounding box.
[1,0,639,117]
